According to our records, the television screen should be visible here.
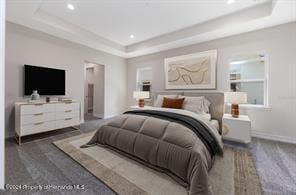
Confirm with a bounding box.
[24,65,65,95]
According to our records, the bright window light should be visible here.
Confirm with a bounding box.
[229,60,248,65]
[227,0,236,4]
[67,3,75,10]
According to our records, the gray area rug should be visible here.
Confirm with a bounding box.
[53,133,263,195]
[251,138,296,194]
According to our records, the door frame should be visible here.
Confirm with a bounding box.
[84,61,105,118]
[87,83,94,113]
[84,66,95,115]
[0,0,6,190]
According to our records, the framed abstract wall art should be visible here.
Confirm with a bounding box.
[164,50,217,89]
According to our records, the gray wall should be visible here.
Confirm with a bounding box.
[5,22,127,137]
[127,22,296,142]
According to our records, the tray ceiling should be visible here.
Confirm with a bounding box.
[6,0,296,58]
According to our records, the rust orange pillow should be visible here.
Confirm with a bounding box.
[162,97,185,109]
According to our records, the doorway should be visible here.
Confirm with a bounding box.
[84,62,105,121]
[87,84,94,113]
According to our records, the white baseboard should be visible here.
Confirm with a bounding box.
[103,114,116,119]
[93,113,104,118]
[252,130,296,144]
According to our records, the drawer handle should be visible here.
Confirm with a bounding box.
[34,104,44,106]
[65,118,72,120]
[34,113,43,116]
[34,122,44,125]
[65,102,72,104]
[65,110,72,113]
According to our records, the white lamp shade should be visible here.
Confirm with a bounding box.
[224,92,247,104]
[133,91,150,100]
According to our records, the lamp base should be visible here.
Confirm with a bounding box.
[138,99,145,107]
[231,103,239,118]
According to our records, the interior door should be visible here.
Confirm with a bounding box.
[88,84,94,113]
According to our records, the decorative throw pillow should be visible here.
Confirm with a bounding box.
[154,95,178,107]
[162,97,185,109]
[180,96,211,114]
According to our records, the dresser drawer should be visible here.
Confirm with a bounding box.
[20,104,55,115]
[56,117,80,129]
[56,110,80,120]
[55,103,80,112]
[21,121,56,136]
[21,113,55,125]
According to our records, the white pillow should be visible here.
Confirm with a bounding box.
[203,98,211,113]
[154,95,178,107]
[180,96,211,114]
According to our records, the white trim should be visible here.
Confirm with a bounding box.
[103,114,116,119]
[0,0,5,190]
[227,51,269,107]
[84,61,106,120]
[229,79,265,83]
[136,67,152,91]
[252,131,296,145]
[226,103,272,110]
[93,113,104,118]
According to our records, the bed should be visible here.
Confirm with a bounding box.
[83,92,224,195]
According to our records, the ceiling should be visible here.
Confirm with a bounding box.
[6,0,296,58]
[38,0,270,46]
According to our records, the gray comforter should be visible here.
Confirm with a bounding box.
[84,109,223,195]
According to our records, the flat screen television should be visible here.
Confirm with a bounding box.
[24,65,65,95]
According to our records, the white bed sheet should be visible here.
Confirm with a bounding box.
[210,120,220,131]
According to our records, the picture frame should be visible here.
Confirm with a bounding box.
[164,50,217,89]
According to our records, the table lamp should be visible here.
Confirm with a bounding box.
[224,92,247,118]
[133,91,150,107]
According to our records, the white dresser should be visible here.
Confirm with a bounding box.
[15,101,81,144]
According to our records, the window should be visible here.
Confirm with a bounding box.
[136,67,152,98]
[228,53,268,106]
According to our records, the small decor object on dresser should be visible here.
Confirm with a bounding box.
[223,114,251,143]
[30,90,40,100]
[164,50,217,89]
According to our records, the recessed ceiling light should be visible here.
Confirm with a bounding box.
[67,3,75,10]
[130,35,135,39]
[227,0,236,4]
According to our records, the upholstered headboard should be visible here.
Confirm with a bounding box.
[153,91,225,133]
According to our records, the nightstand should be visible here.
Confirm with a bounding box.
[129,105,153,110]
[222,114,251,143]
